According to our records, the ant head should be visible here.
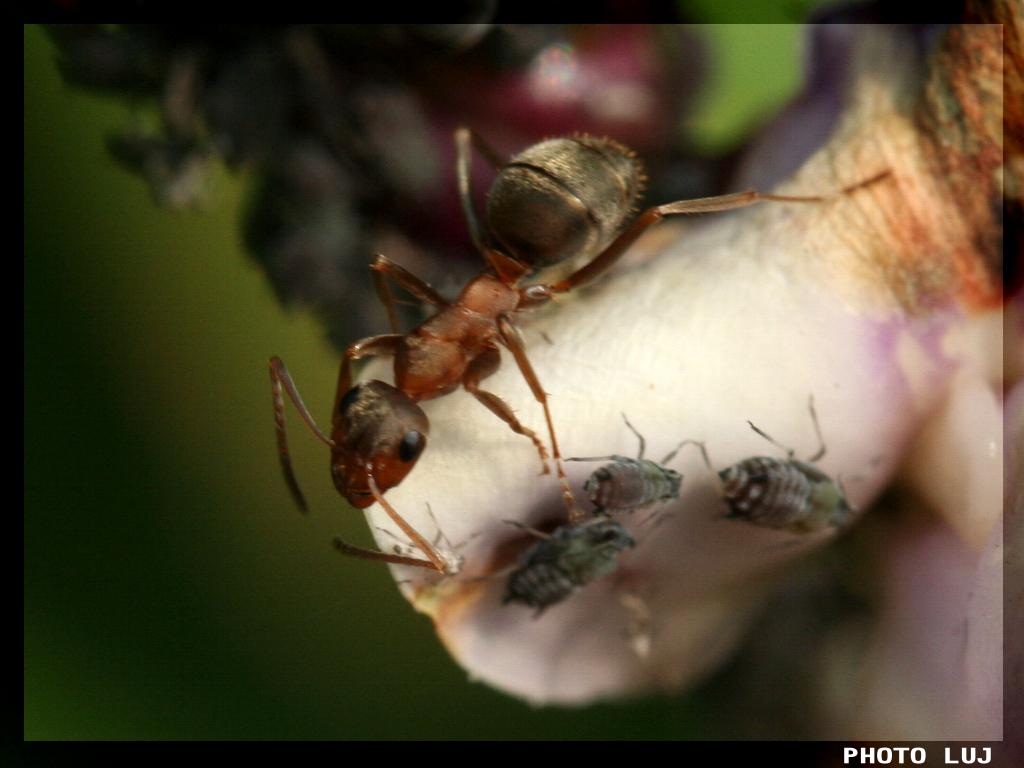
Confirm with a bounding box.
[330,380,429,509]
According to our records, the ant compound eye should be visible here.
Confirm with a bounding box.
[398,430,425,463]
[339,384,363,415]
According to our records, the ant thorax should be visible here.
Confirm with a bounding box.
[455,273,519,316]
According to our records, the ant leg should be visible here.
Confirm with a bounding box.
[367,475,450,573]
[463,346,551,475]
[332,536,439,570]
[370,254,449,334]
[483,247,531,285]
[269,356,336,513]
[496,315,582,523]
[332,334,403,415]
[455,126,506,254]
[549,170,892,293]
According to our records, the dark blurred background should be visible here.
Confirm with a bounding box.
[26,14,837,739]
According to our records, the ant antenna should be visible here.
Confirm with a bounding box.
[332,536,437,569]
[269,356,337,513]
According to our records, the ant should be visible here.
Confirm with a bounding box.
[270,128,888,573]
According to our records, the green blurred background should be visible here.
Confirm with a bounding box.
[25,21,814,739]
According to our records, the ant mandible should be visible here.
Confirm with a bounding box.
[270,128,889,573]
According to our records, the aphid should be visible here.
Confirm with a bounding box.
[568,413,695,515]
[693,396,853,533]
[270,129,887,571]
[502,517,636,614]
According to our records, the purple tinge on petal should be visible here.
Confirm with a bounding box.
[731,23,857,191]
[851,513,1002,740]
[731,19,945,192]
[1004,379,1024,761]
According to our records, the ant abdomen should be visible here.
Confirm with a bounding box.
[486,136,645,269]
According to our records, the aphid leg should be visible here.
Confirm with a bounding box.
[835,475,859,514]
[374,526,417,556]
[502,518,552,540]
[423,503,483,555]
[663,439,713,470]
[747,420,797,460]
[619,590,653,661]
[376,508,474,569]
[367,475,451,573]
[620,413,646,460]
[369,253,449,334]
[635,508,662,528]
[462,565,516,584]
[565,454,631,463]
[650,510,675,529]
[806,394,828,463]
[454,126,506,254]
[269,356,336,513]
[549,171,892,293]
[425,504,469,572]
[463,345,551,474]
[332,536,439,569]
[333,334,403,413]
[424,503,448,548]
[496,315,582,522]
[635,504,675,529]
